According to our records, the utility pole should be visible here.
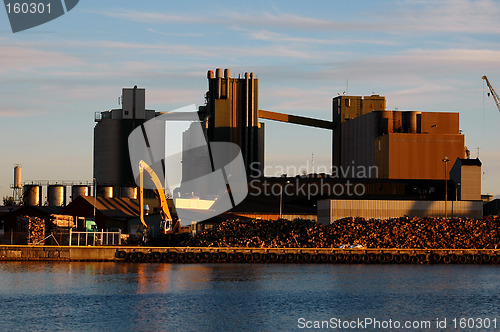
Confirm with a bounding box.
[279,179,290,219]
[442,156,450,218]
[93,178,97,222]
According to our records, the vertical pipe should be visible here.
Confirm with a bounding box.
[132,85,137,129]
[250,73,255,173]
[443,157,449,218]
[232,79,237,144]
[279,185,283,219]
[216,68,222,99]
[93,178,96,223]
[244,72,250,168]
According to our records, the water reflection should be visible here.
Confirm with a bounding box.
[0,262,498,331]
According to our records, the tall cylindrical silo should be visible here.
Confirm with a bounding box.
[14,165,22,188]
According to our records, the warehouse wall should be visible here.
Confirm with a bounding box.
[375,133,465,180]
[317,199,483,224]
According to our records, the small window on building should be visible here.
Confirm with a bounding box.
[124,111,129,116]
[345,99,350,107]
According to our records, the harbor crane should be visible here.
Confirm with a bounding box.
[482,75,500,112]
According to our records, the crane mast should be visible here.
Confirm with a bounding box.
[482,75,500,112]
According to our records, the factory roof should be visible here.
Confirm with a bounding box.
[457,158,482,166]
[61,196,139,220]
[0,206,62,218]
[0,206,63,233]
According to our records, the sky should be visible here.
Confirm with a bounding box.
[1,0,500,200]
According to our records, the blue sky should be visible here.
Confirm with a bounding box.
[1,0,500,200]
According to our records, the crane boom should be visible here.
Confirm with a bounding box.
[139,160,178,233]
[482,75,500,112]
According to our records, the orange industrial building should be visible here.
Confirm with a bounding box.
[332,95,466,180]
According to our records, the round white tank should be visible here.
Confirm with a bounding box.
[14,165,22,188]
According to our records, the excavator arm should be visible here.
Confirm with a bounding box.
[139,160,179,234]
[482,75,500,112]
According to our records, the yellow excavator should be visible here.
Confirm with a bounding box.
[138,160,180,238]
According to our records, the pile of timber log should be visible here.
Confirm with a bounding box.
[50,214,74,229]
[187,216,500,249]
[20,215,46,244]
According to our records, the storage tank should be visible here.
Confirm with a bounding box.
[93,119,123,187]
[402,111,418,133]
[23,185,41,206]
[102,186,113,198]
[379,111,393,134]
[121,187,137,199]
[48,185,66,207]
[14,165,22,188]
[409,111,418,133]
[393,111,403,132]
[71,185,90,200]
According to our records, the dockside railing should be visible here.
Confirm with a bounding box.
[69,229,121,246]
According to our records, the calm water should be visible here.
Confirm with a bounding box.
[0,262,498,331]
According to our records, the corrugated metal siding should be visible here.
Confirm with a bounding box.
[317,199,483,225]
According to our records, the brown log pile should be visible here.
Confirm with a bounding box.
[50,214,75,229]
[22,215,46,244]
[187,216,500,249]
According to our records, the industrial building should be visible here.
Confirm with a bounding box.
[93,86,157,198]
[332,95,466,180]
[2,67,491,243]
[89,68,483,224]
[450,158,482,201]
[199,68,265,176]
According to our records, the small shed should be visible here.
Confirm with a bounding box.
[0,206,62,244]
[60,196,140,233]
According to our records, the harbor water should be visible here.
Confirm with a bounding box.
[0,262,498,331]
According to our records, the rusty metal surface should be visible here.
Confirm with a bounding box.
[259,109,334,130]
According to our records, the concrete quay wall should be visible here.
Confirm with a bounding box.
[0,245,499,264]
